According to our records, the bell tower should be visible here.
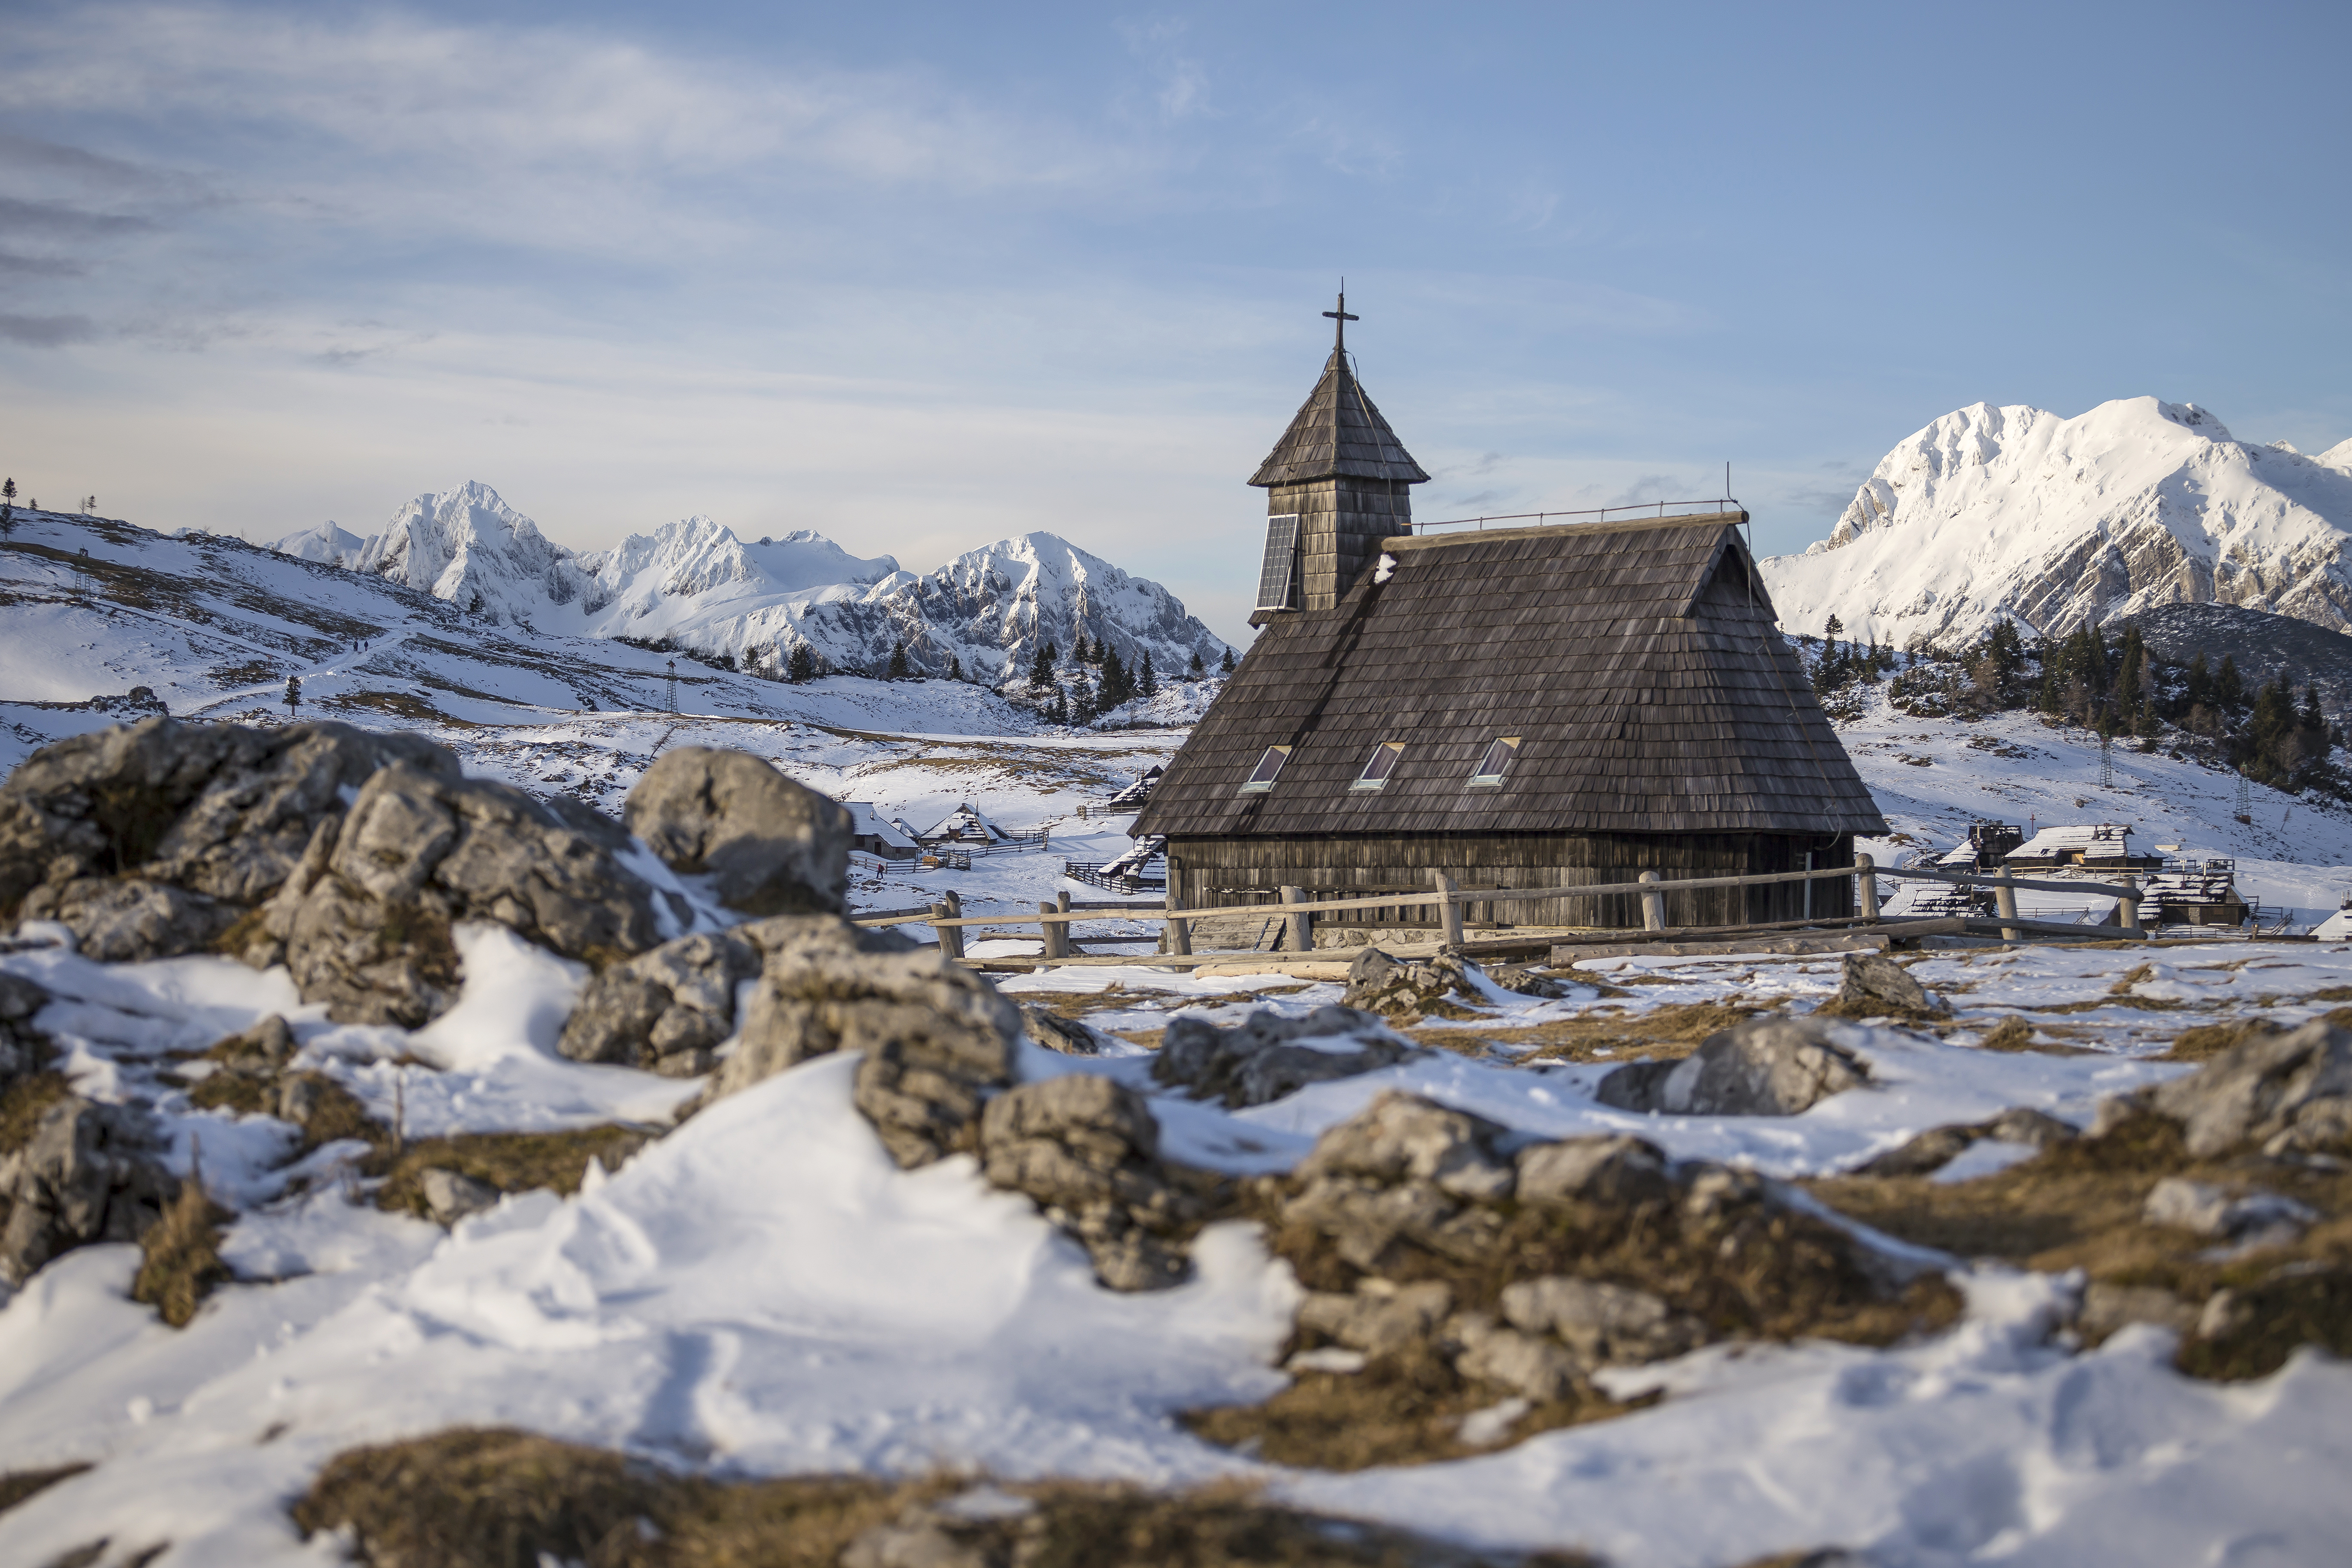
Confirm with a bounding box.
[1247,291,1429,622]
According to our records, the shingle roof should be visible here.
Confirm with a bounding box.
[1132,514,1886,839]
[1247,351,1431,487]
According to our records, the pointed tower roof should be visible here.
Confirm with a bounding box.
[1248,296,1430,488]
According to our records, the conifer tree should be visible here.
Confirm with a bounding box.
[1050,684,1069,725]
[2218,654,2244,710]
[1140,650,1157,698]
[948,653,964,682]
[1219,646,1235,674]
[283,675,301,714]
[1028,638,1057,689]
[1096,646,1131,711]
[788,643,818,683]
[1189,648,1205,677]
[1071,672,1095,724]
[888,640,910,681]
[1072,631,1090,664]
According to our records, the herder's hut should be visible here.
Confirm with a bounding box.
[1130,301,1886,934]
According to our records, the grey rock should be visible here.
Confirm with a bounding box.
[1857,1124,1979,1178]
[2142,1176,2317,1241]
[690,914,1020,1169]
[0,717,456,942]
[282,761,665,1026]
[214,1015,298,1077]
[1295,1279,1452,1356]
[1514,1134,1673,1206]
[1152,1006,1408,1109]
[0,1096,176,1285]
[1835,952,1945,1015]
[0,971,53,1083]
[1295,1090,1515,1201]
[1283,1174,1468,1271]
[840,1511,997,1568]
[1020,1006,1111,1057]
[2147,1020,2352,1158]
[980,1075,1192,1290]
[17,876,243,964]
[559,929,762,1069]
[1341,947,1482,1019]
[1499,1275,1706,1366]
[1595,1015,1870,1117]
[1449,1313,1580,1402]
[625,747,852,917]
[1983,1106,2078,1147]
[419,1167,502,1225]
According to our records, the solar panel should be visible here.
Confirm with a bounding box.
[1255,513,1300,610]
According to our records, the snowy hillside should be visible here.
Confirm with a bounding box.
[1763,398,2352,647]
[265,483,1231,686]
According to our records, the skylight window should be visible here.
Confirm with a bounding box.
[1468,736,1521,787]
[1239,744,1292,793]
[1351,741,1404,791]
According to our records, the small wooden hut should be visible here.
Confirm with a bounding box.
[1131,309,1885,933]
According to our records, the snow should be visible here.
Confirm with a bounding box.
[1763,396,2352,646]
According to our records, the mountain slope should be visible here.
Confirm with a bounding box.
[267,484,1230,683]
[1762,398,2352,647]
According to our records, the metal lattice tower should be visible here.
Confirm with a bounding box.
[665,658,677,716]
[2099,732,2113,789]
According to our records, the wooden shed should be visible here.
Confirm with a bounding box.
[1131,312,1885,934]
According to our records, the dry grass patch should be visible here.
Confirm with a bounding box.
[374,1126,651,1221]
[1488,1001,1767,1065]
[131,1179,231,1327]
[1807,1109,2352,1377]
[0,1068,72,1155]
[291,1427,1589,1568]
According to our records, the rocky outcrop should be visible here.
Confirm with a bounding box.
[980,1075,1198,1291]
[0,971,53,1083]
[1855,1106,2076,1177]
[559,930,764,1076]
[1595,1015,1871,1117]
[625,748,850,917]
[1819,952,1947,1020]
[1020,1006,1114,1057]
[688,914,1020,1168]
[1152,1006,1410,1109]
[0,717,456,956]
[262,762,668,1026]
[1339,949,1565,1022]
[2138,1020,2352,1157]
[0,1096,177,1285]
[2143,1176,2316,1243]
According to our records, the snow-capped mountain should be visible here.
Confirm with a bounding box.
[269,484,1229,683]
[1762,398,2352,648]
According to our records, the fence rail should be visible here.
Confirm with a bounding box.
[1415,499,1740,534]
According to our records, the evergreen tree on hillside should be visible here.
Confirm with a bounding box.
[0,478,14,539]
[1219,646,1235,674]
[1097,646,1132,711]
[1029,639,1057,689]
[1139,650,1157,698]
[1071,672,1096,725]
[1189,648,1205,677]
[2218,655,2245,711]
[1049,684,1069,726]
[948,653,964,682]
[787,643,818,683]
[283,676,301,714]
[888,640,911,681]
[1072,631,1090,664]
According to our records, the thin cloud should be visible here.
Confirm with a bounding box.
[0,195,156,242]
[0,312,98,346]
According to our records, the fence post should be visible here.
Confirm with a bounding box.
[932,889,964,961]
[1856,853,1879,921]
[1432,870,1465,949]
[1040,899,1069,960]
[2120,882,2143,934]
[1995,871,2021,942]
[1164,888,1192,956]
[1280,885,1312,953]
[1638,870,1665,932]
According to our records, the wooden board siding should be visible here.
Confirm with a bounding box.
[1270,477,1415,613]
[1167,831,1858,930]
[1133,514,1886,843]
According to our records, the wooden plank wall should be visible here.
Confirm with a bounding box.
[1168,830,1857,928]
[1269,477,1413,612]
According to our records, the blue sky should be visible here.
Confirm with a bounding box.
[3,0,2346,641]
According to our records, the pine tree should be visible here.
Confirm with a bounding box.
[2186,651,2212,708]
[1189,648,1206,677]
[948,653,964,682]
[1050,684,1069,725]
[887,640,911,681]
[1219,646,1235,674]
[0,478,13,539]
[1072,672,1096,724]
[788,643,817,683]
[1097,646,1131,710]
[1028,638,1057,689]
[283,675,301,714]
[1072,631,1090,664]
[1140,650,1157,698]
[2218,654,2245,710]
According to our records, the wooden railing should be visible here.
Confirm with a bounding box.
[848,854,2179,962]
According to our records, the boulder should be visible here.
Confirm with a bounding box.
[1829,952,1946,1017]
[559,930,763,1074]
[1498,1275,1705,1366]
[1595,1015,1870,1116]
[1295,1090,1515,1201]
[212,1014,299,1077]
[0,1096,177,1284]
[420,1168,502,1225]
[0,717,456,952]
[694,914,1020,1168]
[1151,1006,1409,1108]
[1019,1006,1112,1057]
[2142,1176,2316,1243]
[279,762,668,1026]
[1856,1106,2077,1177]
[1295,1279,1453,1356]
[980,1075,1194,1290]
[2145,1020,2352,1158]
[1341,948,1472,1019]
[1514,1134,1673,1207]
[624,747,851,917]
[17,876,242,964]
[1448,1314,1580,1402]
[0,971,53,1083]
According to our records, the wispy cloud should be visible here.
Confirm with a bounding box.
[0,312,98,345]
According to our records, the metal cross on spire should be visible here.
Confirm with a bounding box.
[1322,285,1358,355]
